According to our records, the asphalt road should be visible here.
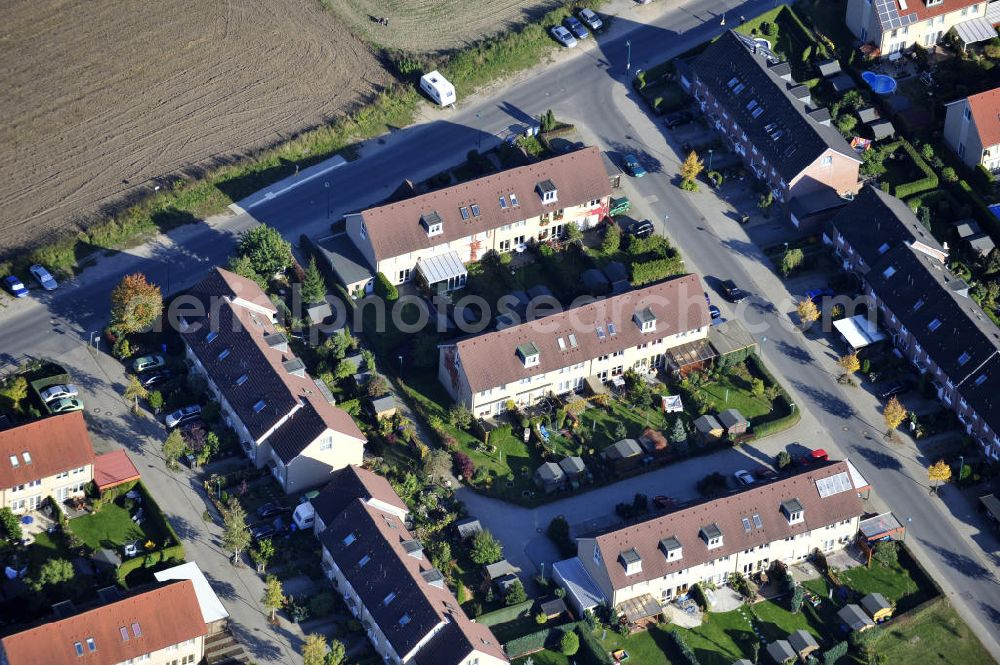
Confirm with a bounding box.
[1,0,998,659]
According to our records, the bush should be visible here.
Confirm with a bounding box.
[0,508,22,541]
[706,170,723,187]
[892,140,939,198]
[308,592,336,617]
[560,631,580,656]
[374,272,398,302]
[690,583,709,611]
[823,641,849,665]
[577,625,614,665]
[504,580,527,605]
[631,256,685,285]
[791,584,804,613]
[680,178,699,192]
[547,516,575,557]
[874,540,899,568]
[668,630,702,665]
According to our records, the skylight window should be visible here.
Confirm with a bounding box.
[751,106,764,118]
[608,323,617,336]
[131,623,141,638]
[727,77,739,88]
[86,638,96,653]
[74,642,84,657]
[383,592,396,606]
[460,207,470,220]
[253,399,266,413]
[206,331,218,343]
[236,374,249,386]
[558,337,566,351]
[509,193,519,207]
[913,298,924,311]
[878,242,891,255]
[882,266,897,279]
[499,196,508,209]
[399,614,411,626]
[596,326,605,339]
[22,452,31,465]
[752,514,763,529]
[928,318,942,331]
[471,204,481,217]
[976,374,988,386]
[733,83,746,94]
[742,517,752,532]
[9,456,18,468]
[359,554,371,567]
[217,348,231,361]
[746,99,758,111]
[119,627,129,642]
[958,352,971,366]
[568,333,578,348]
[343,533,356,546]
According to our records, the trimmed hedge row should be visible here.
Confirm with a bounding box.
[115,481,185,586]
[667,629,702,665]
[631,256,685,286]
[116,544,185,586]
[892,140,939,199]
[476,599,533,627]
[576,625,615,665]
[504,621,580,658]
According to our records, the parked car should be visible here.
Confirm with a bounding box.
[3,275,28,298]
[132,354,166,373]
[609,196,631,216]
[805,287,835,300]
[754,466,778,480]
[734,470,755,486]
[629,220,655,238]
[623,153,647,177]
[876,380,913,401]
[140,369,174,389]
[664,110,694,128]
[165,404,202,429]
[562,16,589,39]
[653,495,675,509]
[800,449,829,466]
[550,25,577,48]
[50,397,84,413]
[29,265,58,291]
[40,384,79,403]
[257,502,291,520]
[709,305,721,320]
[250,522,277,541]
[577,8,603,31]
[720,279,747,303]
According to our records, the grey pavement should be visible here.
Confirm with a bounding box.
[0,0,998,659]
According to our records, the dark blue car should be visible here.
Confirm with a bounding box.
[3,275,28,298]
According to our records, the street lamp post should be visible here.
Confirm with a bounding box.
[398,355,403,375]
[324,182,331,219]
[957,455,964,485]
[707,149,714,172]
[626,40,632,75]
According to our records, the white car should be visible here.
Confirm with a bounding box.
[165,404,201,429]
[29,265,58,291]
[40,384,79,403]
[578,8,603,31]
[734,470,756,487]
[550,25,578,48]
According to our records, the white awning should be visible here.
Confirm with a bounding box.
[416,251,467,285]
[953,17,997,44]
[833,315,887,349]
[846,459,870,491]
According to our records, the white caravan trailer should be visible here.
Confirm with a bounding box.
[420,71,456,106]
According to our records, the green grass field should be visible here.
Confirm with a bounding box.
[876,600,996,665]
[70,502,163,551]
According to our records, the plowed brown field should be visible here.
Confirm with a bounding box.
[0,0,389,253]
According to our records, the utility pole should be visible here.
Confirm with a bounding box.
[324,181,331,219]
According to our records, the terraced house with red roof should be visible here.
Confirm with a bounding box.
[558,461,867,623]
[337,147,611,294]
[311,466,509,665]
[179,268,366,493]
[846,0,994,55]
[438,275,712,417]
[944,86,1000,173]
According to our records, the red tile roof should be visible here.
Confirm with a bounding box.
[449,275,711,393]
[1,580,206,665]
[0,413,95,489]
[93,450,141,491]
[358,147,611,262]
[966,87,1000,148]
[592,461,865,591]
[908,0,981,21]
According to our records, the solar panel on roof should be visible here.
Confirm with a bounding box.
[816,471,853,498]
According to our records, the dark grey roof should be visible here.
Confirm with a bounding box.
[857,107,880,123]
[816,58,842,77]
[718,408,747,427]
[955,220,982,239]
[454,517,482,539]
[788,629,818,653]
[808,107,831,125]
[370,395,397,412]
[968,233,996,256]
[781,498,804,514]
[838,604,875,630]
[540,598,568,616]
[484,560,519,579]
[690,31,857,182]
[828,186,943,273]
[828,73,856,92]
[766,639,797,663]
[694,414,722,432]
[619,548,641,565]
[316,233,375,286]
[869,119,896,140]
[700,523,722,540]
[860,592,891,614]
[659,536,682,552]
[312,465,408,527]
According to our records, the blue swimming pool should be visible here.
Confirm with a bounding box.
[862,71,897,95]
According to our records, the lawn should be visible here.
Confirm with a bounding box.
[796,0,854,53]
[694,373,773,420]
[576,397,670,453]
[735,5,822,82]
[512,651,570,665]
[876,600,996,665]
[838,552,934,612]
[70,502,163,551]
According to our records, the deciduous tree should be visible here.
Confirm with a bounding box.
[262,575,285,622]
[0,376,29,412]
[928,459,952,494]
[124,374,149,405]
[222,498,251,564]
[470,529,503,565]
[327,639,346,665]
[680,151,704,184]
[838,352,861,374]
[227,254,265,288]
[780,247,805,276]
[110,273,162,334]
[237,224,292,277]
[30,558,74,592]
[883,396,907,439]
[301,633,328,665]
[422,449,451,480]
[796,298,820,326]
[250,538,275,573]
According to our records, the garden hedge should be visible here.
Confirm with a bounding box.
[576,625,615,665]
[476,599,533,626]
[892,140,938,199]
[631,256,685,286]
[116,544,185,586]
[504,621,580,658]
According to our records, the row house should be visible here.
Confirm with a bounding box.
[944,87,1000,173]
[0,577,210,665]
[180,268,366,493]
[341,147,612,294]
[438,275,712,417]
[312,466,508,665]
[0,412,94,513]
[679,30,860,221]
[846,0,994,56]
[561,461,866,620]
[827,186,1000,460]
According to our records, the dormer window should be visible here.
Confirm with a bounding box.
[634,307,657,333]
[700,523,723,549]
[517,342,540,368]
[619,548,642,575]
[659,537,682,561]
[537,179,558,204]
[421,211,444,237]
[782,498,804,525]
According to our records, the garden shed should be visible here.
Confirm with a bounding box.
[602,438,643,472]
[455,517,482,540]
[838,603,875,632]
[368,394,397,419]
[765,639,797,664]
[718,409,748,437]
[968,233,996,257]
[534,462,566,493]
[861,592,893,622]
[540,598,569,620]
[693,414,724,443]
[828,73,856,93]
[857,107,880,123]
[559,456,587,480]
[484,560,520,592]
[638,427,668,453]
[816,58,842,77]
[788,629,819,660]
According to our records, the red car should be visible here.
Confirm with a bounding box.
[800,449,829,465]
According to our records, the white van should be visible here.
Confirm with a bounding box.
[420,71,456,107]
[293,502,315,531]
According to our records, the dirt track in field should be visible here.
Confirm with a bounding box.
[0,0,390,255]
[323,0,564,52]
